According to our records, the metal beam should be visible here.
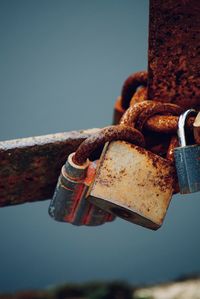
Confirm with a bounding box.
[0,129,99,207]
[148,0,200,109]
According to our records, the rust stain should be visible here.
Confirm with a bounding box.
[148,0,200,110]
[0,129,100,207]
[73,125,145,165]
[121,71,148,109]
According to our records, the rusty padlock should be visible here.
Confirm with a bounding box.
[87,141,174,230]
[72,124,174,230]
[48,152,114,226]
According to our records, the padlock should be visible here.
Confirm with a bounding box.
[48,153,114,226]
[86,140,174,230]
[174,109,200,194]
[77,103,182,230]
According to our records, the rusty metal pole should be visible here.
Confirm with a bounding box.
[148,0,200,109]
[0,129,99,207]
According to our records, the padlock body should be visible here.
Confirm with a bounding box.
[49,175,89,225]
[87,141,174,230]
[49,162,115,226]
[174,145,200,194]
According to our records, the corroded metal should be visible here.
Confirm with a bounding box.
[121,71,147,109]
[73,125,145,166]
[148,0,200,109]
[113,96,125,125]
[0,129,99,207]
[113,75,147,125]
[49,153,115,226]
[114,100,195,133]
[135,102,183,131]
[88,141,174,230]
[120,101,183,132]
[145,115,194,134]
[130,86,147,106]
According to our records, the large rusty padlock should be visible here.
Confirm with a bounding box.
[87,140,174,230]
[71,125,174,230]
[48,152,114,226]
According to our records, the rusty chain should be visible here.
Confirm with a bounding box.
[73,125,145,165]
[73,71,198,169]
[117,71,199,161]
[121,71,148,109]
[116,71,196,133]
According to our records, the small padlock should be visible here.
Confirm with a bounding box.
[48,153,114,226]
[87,140,174,230]
[174,109,200,194]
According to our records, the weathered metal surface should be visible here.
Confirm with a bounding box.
[49,154,115,226]
[120,100,183,134]
[121,71,147,109]
[73,125,145,165]
[113,75,147,125]
[113,96,125,125]
[130,86,147,106]
[88,141,174,230]
[0,129,99,207]
[145,115,194,134]
[148,0,200,109]
[113,99,195,133]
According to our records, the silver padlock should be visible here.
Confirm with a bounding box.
[87,140,174,230]
[174,109,200,194]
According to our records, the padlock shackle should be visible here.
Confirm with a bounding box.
[73,125,145,166]
[178,109,197,147]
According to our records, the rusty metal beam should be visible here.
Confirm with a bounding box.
[148,0,200,109]
[0,129,99,207]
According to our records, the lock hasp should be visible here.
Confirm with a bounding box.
[88,141,174,230]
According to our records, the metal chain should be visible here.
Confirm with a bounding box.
[74,71,198,166]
